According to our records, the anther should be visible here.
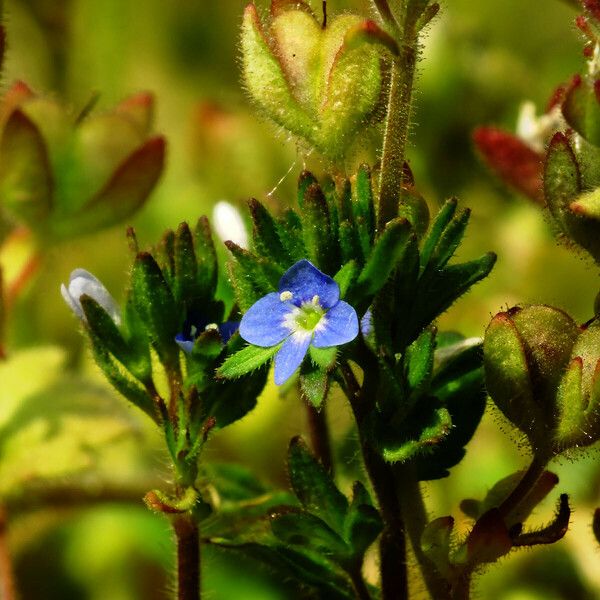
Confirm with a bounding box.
[280,291,293,301]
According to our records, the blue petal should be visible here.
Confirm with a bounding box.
[219,321,240,343]
[360,309,373,338]
[175,334,195,354]
[312,301,359,348]
[239,292,292,346]
[274,332,311,385]
[278,260,339,308]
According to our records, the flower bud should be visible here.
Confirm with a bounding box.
[484,305,580,455]
[0,82,165,240]
[241,2,386,161]
[61,269,121,325]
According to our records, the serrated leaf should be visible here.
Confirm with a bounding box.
[131,252,180,366]
[419,199,457,271]
[194,216,218,301]
[173,222,198,305]
[271,508,350,558]
[301,183,335,272]
[415,345,486,481]
[374,397,452,463]
[288,437,348,532]
[276,209,306,262]
[249,198,289,265]
[333,261,358,299]
[355,217,414,298]
[405,327,436,398]
[427,208,470,271]
[218,343,280,379]
[413,253,497,332]
[343,482,382,557]
[300,362,330,408]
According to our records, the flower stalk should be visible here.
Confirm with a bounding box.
[173,513,201,600]
[377,25,419,231]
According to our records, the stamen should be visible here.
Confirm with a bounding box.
[311,295,320,305]
[280,291,293,302]
[205,323,219,332]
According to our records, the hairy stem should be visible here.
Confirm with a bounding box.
[394,465,451,599]
[173,513,201,600]
[377,39,418,231]
[348,562,372,600]
[498,454,548,518]
[305,400,334,474]
[340,363,408,600]
[0,507,15,600]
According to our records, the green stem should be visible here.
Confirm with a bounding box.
[377,39,418,231]
[173,513,201,600]
[498,454,548,519]
[394,465,452,599]
[340,364,408,600]
[305,400,334,474]
[451,572,472,600]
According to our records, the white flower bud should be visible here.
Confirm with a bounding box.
[60,269,121,325]
[212,201,249,249]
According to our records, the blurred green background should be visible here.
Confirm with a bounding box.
[1,0,599,598]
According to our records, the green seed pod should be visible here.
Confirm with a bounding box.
[240,2,386,162]
[555,318,600,449]
[484,305,580,455]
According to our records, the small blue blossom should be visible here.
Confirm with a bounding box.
[239,260,359,385]
[175,310,239,353]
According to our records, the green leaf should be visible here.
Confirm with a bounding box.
[428,208,470,271]
[308,345,338,370]
[276,209,306,263]
[80,296,150,383]
[204,463,267,502]
[419,198,457,271]
[248,198,289,265]
[288,437,348,532]
[343,482,383,558]
[88,337,157,421]
[415,338,487,480]
[271,508,350,558]
[355,218,414,298]
[130,252,180,366]
[373,396,452,463]
[333,261,358,299]
[218,344,280,379]
[301,182,335,273]
[413,253,497,331]
[225,241,281,293]
[405,327,436,398]
[173,222,198,305]
[300,362,330,408]
[339,220,362,264]
[194,216,218,301]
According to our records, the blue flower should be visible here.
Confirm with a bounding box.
[175,310,239,353]
[239,260,359,385]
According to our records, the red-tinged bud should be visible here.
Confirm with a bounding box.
[0,84,165,240]
[473,127,544,204]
